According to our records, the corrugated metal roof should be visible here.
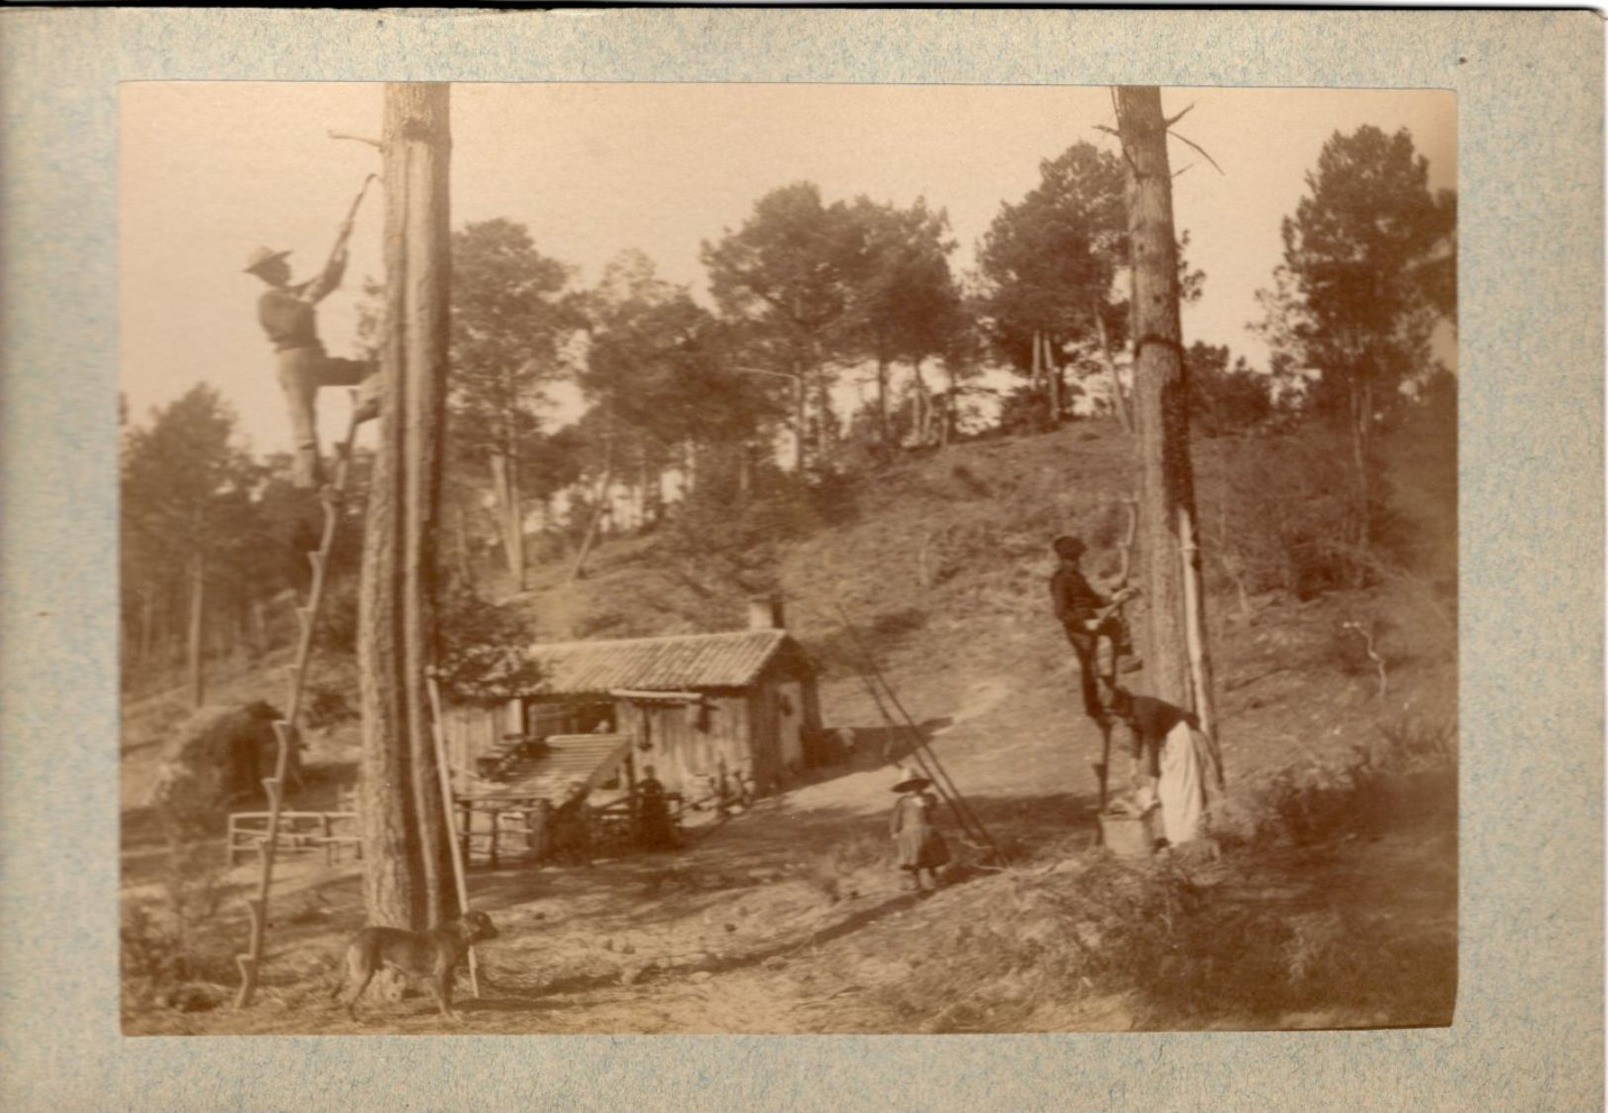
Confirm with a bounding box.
[528,629,795,695]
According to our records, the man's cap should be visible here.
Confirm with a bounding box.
[891,766,932,793]
[1053,535,1086,559]
[244,246,292,275]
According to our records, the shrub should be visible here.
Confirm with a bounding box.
[302,685,356,731]
[312,574,359,654]
[1208,431,1357,599]
[996,386,1054,436]
[950,463,992,498]
[435,574,543,704]
[121,831,235,1010]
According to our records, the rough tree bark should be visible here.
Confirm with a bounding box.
[358,82,458,931]
[488,448,526,590]
[1348,361,1374,586]
[571,425,613,581]
[187,549,205,709]
[1093,307,1134,433]
[1115,86,1220,774]
[1044,333,1061,426]
[875,355,891,446]
[792,362,807,474]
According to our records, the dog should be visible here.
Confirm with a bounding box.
[330,910,498,1021]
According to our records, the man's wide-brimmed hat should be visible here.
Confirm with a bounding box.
[891,766,931,793]
[243,246,291,275]
[1053,535,1086,560]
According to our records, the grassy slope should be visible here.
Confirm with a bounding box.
[121,416,1458,1033]
[506,418,1455,784]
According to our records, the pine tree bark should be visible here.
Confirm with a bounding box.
[358,82,457,931]
[1030,330,1043,429]
[792,364,807,474]
[1094,306,1134,433]
[910,358,931,446]
[488,449,525,590]
[876,355,890,446]
[1116,87,1210,726]
[571,432,613,582]
[1349,368,1374,586]
[1045,334,1061,426]
[187,549,205,708]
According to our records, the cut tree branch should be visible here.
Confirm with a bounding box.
[1166,130,1224,176]
[329,130,382,150]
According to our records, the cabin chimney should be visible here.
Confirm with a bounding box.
[747,594,785,631]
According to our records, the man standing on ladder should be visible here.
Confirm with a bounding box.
[244,177,381,489]
[1049,535,1140,725]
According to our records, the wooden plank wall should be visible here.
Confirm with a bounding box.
[633,693,755,799]
[439,700,520,779]
[747,683,782,793]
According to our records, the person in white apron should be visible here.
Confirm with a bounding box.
[1102,682,1208,846]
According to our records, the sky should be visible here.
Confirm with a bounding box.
[121,83,1455,456]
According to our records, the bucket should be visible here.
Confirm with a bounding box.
[1098,807,1159,860]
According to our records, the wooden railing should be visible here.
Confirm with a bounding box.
[227,810,361,867]
[452,790,689,868]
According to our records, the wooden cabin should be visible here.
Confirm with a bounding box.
[439,598,823,802]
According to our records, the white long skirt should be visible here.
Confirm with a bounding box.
[1158,720,1206,845]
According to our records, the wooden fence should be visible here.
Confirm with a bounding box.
[227,810,361,867]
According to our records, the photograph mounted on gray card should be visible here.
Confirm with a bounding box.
[118,81,1456,1035]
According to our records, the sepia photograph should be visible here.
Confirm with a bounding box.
[116,80,1460,1036]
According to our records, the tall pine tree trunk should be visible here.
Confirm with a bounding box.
[359,82,456,931]
[1045,334,1061,426]
[488,448,525,591]
[1349,368,1374,587]
[876,355,890,446]
[1094,305,1134,433]
[814,373,833,462]
[571,430,613,582]
[187,549,205,708]
[1035,328,1048,427]
[1116,87,1218,757]
[452,493,473,584]
[792,364,807,474]
[941,363,958,449]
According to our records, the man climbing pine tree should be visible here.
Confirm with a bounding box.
[1049,535,1139,725]
[245,178,381,489]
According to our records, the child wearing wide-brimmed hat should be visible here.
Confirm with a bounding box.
[888,766,950,892]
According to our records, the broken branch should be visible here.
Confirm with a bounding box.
[1167,129,1225,176]
[328,130,382,151]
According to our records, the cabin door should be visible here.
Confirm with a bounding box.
[776,681,804,770]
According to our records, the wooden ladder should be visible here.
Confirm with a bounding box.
[234,395,366,1009]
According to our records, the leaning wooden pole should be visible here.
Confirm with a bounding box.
[1179,505,1224,789]
[357,82,457,933]
[426,672,480,995]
